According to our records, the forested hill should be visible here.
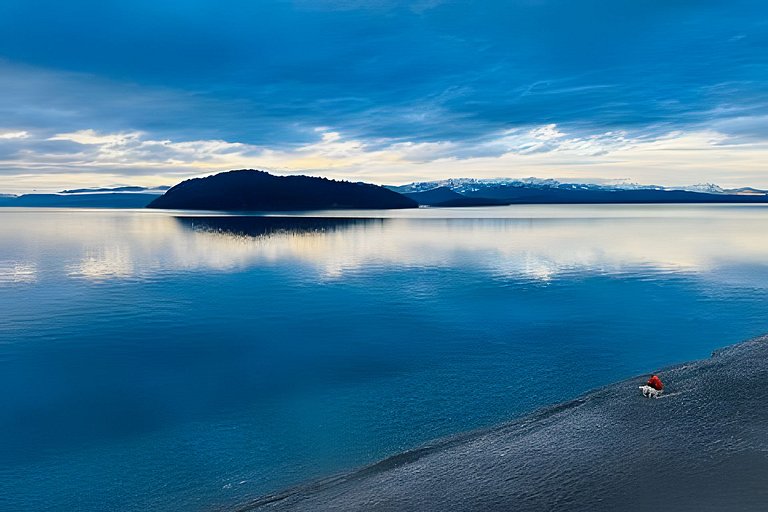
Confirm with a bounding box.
[147,170,418,211]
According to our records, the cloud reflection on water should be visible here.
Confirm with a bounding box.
[1,206,768,285]
[0,262,37,284]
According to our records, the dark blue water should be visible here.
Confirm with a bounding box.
[1,205,767,511]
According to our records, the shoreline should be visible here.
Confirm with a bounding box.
[235,334,768,512]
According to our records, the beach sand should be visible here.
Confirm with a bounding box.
[239,335,768,511]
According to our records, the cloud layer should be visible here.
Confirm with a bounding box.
[0,1,767,190]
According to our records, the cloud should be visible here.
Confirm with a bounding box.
[709,115,768,144]
[2,2,767,141]
[0,131,29,140]
[50,130,144,146]
[0,1,766,190]
[2,121,768,192]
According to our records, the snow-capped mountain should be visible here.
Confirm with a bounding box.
[390,178,764,196]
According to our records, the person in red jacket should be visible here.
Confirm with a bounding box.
[647,374,663,391]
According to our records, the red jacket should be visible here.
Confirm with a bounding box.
[647,375,663,390]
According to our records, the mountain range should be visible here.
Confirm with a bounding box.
[389,177,768,196]
[389,178,768,206]
[2,173,767,210]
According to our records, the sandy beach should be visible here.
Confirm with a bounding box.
[241,335,768,512]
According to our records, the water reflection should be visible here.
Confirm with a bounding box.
[176,215,380,238]
[2,205,768,512]
[1,206,768,284]
[0,262,37,284]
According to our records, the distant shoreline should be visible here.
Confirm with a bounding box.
[6,170,768,210]
[3,198,768,210]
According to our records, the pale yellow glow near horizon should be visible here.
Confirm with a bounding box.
[2,125,768,193]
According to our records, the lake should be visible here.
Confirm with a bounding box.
[1,205,768,511]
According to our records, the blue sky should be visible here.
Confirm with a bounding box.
[0,0,767,191]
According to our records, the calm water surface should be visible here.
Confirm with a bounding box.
[1,205,768,511]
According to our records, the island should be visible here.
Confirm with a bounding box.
[147,170,418,211]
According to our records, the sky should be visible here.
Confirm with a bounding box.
[0,0,767,192]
